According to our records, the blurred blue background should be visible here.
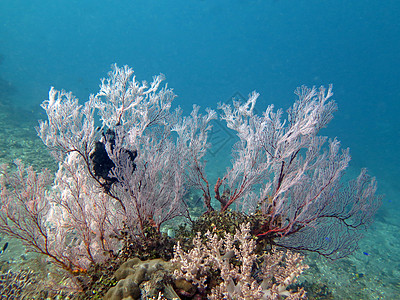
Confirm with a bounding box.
[0,0,399,218]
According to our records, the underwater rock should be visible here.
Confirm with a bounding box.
[0,270,36,299]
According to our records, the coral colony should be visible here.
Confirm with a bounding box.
[0,65,381,299]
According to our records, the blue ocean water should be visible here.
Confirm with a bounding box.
[1,0,399,297]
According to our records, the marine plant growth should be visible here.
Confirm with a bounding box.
[0,65,381,296]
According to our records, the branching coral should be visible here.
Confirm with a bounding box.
[172,223,308,299]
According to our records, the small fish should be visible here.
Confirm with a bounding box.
[355,273,364,279]
[363,251,369,256]
[0,242,8,254]
[222,250,235,260]
[194,197,202,205]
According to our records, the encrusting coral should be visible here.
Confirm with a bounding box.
[104,257,179,300]
[172,223,308,299]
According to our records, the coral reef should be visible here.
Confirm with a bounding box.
[0,65,383,298]
[172,223,308,299]
[0,269,36,298]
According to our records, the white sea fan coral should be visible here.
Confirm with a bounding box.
[0,65,216,273]
[0,64,381,287]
